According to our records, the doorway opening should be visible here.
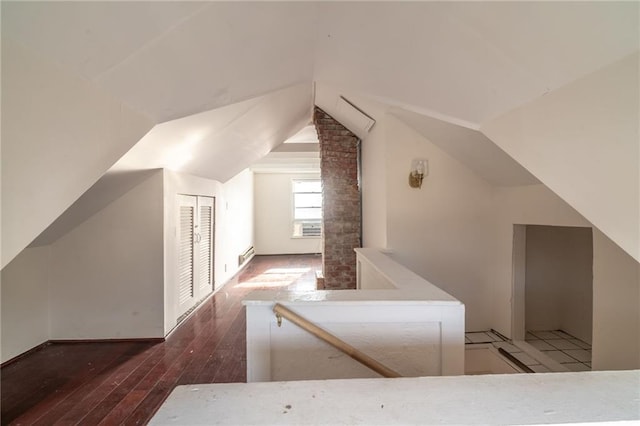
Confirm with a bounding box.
[512,225,593,371]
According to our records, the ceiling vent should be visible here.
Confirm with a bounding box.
[336,96,375,137]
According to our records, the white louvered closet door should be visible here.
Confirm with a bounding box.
[197,197,214,294]
[177,195,216,318]
[178,195,197,313]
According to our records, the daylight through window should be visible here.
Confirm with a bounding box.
[292,179,322,237]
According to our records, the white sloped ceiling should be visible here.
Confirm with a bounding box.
[2,1,638,261]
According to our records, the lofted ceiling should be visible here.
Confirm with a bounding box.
[3,1,317,122]
[390,108,539,187]
[313,2,638,125]
[28,83,312,246]
[3,1,638,193]
[110,83,312,182]
[4,1,636,126]
[315,83,539,187]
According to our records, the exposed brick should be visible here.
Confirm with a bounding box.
[314,107,361,290]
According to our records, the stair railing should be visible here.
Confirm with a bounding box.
[273,303,402,378]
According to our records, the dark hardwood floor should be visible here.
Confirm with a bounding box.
[1,254,321,425]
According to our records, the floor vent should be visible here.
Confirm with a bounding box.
[238,246,256,266]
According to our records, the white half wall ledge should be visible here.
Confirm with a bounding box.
[242,249,465,382]
[150,370,640,425]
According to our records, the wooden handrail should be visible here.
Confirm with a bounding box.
[273,303,402,378]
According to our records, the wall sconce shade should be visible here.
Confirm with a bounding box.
[409,159,428,189]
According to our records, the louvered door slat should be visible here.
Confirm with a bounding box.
[178,205,194,305]
[176,195,215,321]
[199,204,212,291]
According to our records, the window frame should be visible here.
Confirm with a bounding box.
[291,178,322,239]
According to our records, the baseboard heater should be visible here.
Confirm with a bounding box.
[238,246,256,266]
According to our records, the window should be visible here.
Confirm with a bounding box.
[292,179,322,237]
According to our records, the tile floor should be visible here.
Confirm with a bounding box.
[525,330,592,372]
[465,331,552,373]
[465,329,593,373]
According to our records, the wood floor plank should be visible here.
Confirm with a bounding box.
[30,343,158,426]
[6,343,153,426]
[1,254,321,426]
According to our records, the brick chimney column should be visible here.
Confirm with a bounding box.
[313,107,361,289]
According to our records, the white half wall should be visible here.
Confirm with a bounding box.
[254,172,322,255]
[384,115,494,331]
[1,39,154,268]
[482,53,640,263]
[163,169,254,334]
[1,246,51,363]
[49,171,165,339]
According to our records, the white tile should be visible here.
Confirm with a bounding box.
[530,331,560,340]
[545,350,575,364]
[564,349,592,362]
[528,340,555,351]
[493,342,520,353]
[585,363,592,368]
[565,363,591,372]
[548,339,581,350]
[465,337,471,344]
[512,352,538,366]
[466,332,493,343]
[553,330,575,339]
[569,339,592,350]
[525,332,539,341]
[530,364,551,373]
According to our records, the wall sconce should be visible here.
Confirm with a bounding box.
[408,159,428,189]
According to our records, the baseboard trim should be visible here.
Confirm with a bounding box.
[254,252,322,256]
[1,341,51,368]
[49,338,165,344]
[1,338,164,368]
[164,256,257,340]
[2,256,263,368]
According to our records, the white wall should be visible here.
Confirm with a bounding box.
[354,106,639,369]
[220,169,255,281]
[2,167,255,352]
[163,169,254,334]
[592,230,640,370]
[524,225,593,343]
[384,116,494,331]
[254,172,322,255]
[360,120,388,249]
[1,40,154,268]
[490,184,639,369]
[1,246,51,363]
[482,53,640,263]
[490,185,592,338]
[49,171,165,339]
